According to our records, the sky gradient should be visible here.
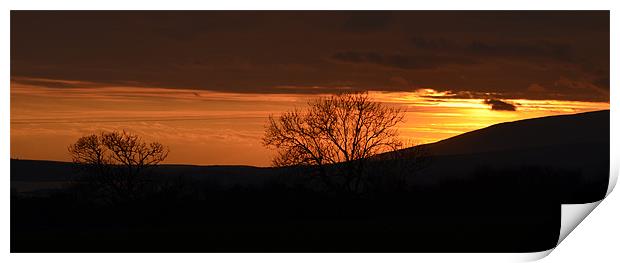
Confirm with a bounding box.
[10,11,610,166]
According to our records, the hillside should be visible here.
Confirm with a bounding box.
[11,110,610,196]
[422,110,609,157]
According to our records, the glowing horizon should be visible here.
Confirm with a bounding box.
[10,79,609,166]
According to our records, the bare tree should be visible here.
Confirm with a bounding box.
[68,130,169,202]
[263,92,406,193]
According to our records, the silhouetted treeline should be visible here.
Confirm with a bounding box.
[12,161,584,252]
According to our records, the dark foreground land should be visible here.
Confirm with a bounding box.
[11,110,610,252]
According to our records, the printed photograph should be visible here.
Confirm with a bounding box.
[10,11,610,252]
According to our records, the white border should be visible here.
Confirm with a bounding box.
[2,1,618,262]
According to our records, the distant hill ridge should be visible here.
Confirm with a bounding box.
[12,110,610,184]
[421,110,609,157]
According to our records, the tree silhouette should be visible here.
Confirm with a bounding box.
[263,92,406,193]
[68,130,169,202]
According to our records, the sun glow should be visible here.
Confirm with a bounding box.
[368,90,609,144]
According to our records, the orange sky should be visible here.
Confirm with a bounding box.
[10,12,609,166]
[10,79,609,166]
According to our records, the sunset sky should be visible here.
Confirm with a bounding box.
[10,11,609,166]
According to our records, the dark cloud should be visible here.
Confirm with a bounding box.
[418,90,502,100]
[331,51,475,70]
[411,37,456,50]
[10,77,105,89]
[484,99,517,111]
[342,12,393,33]
[593,76,610,89]
[10,11,609,102]
[552,78,610,100]
[412,37,574,62]
[467,41,573,62]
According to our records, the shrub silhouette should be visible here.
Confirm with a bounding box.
[68,130,169,203]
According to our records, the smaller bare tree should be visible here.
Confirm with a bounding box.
[68,130,169,202]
